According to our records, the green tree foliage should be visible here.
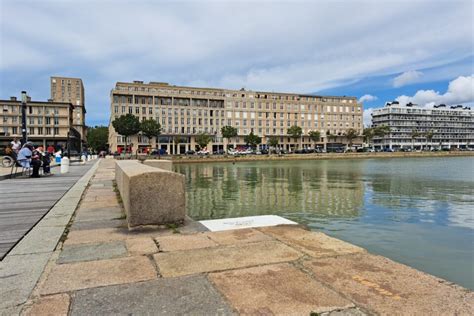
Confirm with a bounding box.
[112,114,141,152]
[344,128,359,148]
[221,125,238,149]
[374,125,390,138]
[363,127,374,144]
[244,131,262,149]
[308,130,321,144]
[195,132,212,150]
[268,136,279,148]
[140,118,161,145]
[86,126,108,152]
[287,125,303,140]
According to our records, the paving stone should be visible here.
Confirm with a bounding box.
[79,200,119,209]
[303,253,474,315]
[154,240,302,277]
[74,208,123,222]
[210,263,353,315]
[40,256,157,295]
[320,307,368,316]
[125,237,158,255]
[0,252,51,309]
[57,241,128,264]
[69,218,126,231]
[155,233,218,252]
[9,225,66,255]
[206,228,273,245]
[70,275,234,315]
[258,225,365,258]
[23,294,70,316]
[64,227,174,245]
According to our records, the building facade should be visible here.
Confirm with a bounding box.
[0,96,80,150]
[108,81,363,153]
[371,102,474,149]
[50,76,86,138]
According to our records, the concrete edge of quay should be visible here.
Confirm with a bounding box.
[0,160,100,315]
[170,150,474,164]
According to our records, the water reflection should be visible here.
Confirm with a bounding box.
[175,157,474,289]
[176,160,365,221]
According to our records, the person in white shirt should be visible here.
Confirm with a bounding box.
[11,138,21,154]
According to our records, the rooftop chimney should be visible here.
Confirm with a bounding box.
[10,96,17,101]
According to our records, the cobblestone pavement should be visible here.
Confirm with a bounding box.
[5,159,473,315]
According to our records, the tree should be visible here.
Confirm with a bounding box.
[374,125,390,149]
[425,130,434,150]
[411,129,420,150]
[112,114,140,153]
[287,125,303,149]
[344,128,359,149]
[268,136,279,149]
[244,131,262,149]
[195,132,212,150]
[363,128,375,148]
[308,130,321,148]
[86,126,108,152]
[221,126,238,149]
[140,118,161,149]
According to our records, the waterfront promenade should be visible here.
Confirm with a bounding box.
[1,159,473,315]
[0,162,94,259]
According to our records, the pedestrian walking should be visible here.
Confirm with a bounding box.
[11,138,21,154]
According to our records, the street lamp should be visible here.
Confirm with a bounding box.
[21,91,28,145]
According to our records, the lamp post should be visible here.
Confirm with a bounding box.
[21,91,28,145]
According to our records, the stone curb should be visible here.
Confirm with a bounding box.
[0,160,100,314]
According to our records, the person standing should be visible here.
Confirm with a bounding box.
[11,138,21,154]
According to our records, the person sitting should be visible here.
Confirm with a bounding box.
[30,146,42,178]
[37,146,51,175]
[17,143,32,169]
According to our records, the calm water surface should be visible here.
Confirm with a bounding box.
[175,157,474,289]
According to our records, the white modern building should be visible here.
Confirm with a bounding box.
[371,102,474,150]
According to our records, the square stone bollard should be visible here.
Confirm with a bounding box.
[143,159,173,172]
[115,160,185,228]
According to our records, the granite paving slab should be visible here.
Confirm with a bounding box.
[258,225,365,258]
[70,275,234,315]
[303,253,474,315]
[40,256,157,295]
[23,293,70,316]
[155,233,218,252]
[154,240,302,277]
[57,241,128,264]
[210,263,354,315]
[206,228,273,245]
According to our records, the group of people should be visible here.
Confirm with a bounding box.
[6,138,52,178]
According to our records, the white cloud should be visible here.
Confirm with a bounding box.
[358,94,378,103]
[0,0,473,125]
[393,70,423,87]
[395,75,474,106]
[363,108,374,127]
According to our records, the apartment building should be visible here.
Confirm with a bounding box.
[371,102,474,149]
[0,96,80,150]
[50,76,86,138]
[108,81,363,153]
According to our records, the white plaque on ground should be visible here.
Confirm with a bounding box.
[199,215,297,232]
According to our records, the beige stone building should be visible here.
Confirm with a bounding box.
[108,81,363,154]
[0,96,80,150]
[50,76,86,138]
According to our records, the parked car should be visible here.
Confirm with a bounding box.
[185,150,195,155]
[151,149,168,156]
[213,150,225,155]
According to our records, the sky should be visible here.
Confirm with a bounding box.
[1,0,473,127]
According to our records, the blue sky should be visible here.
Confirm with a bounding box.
[1,0,473,127]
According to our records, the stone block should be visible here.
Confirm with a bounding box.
[70,276,233,315]
[209,263,353,315]
[23,294,70,316]
[125,237,158,255]
[206,228,273,245]
[154,240,302,277]
[155,233,218,252]
[57,241,128,264]
[115,160,185,228]
[40,256,157,295]
[303,253,474,315]
[143,159,173,171]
